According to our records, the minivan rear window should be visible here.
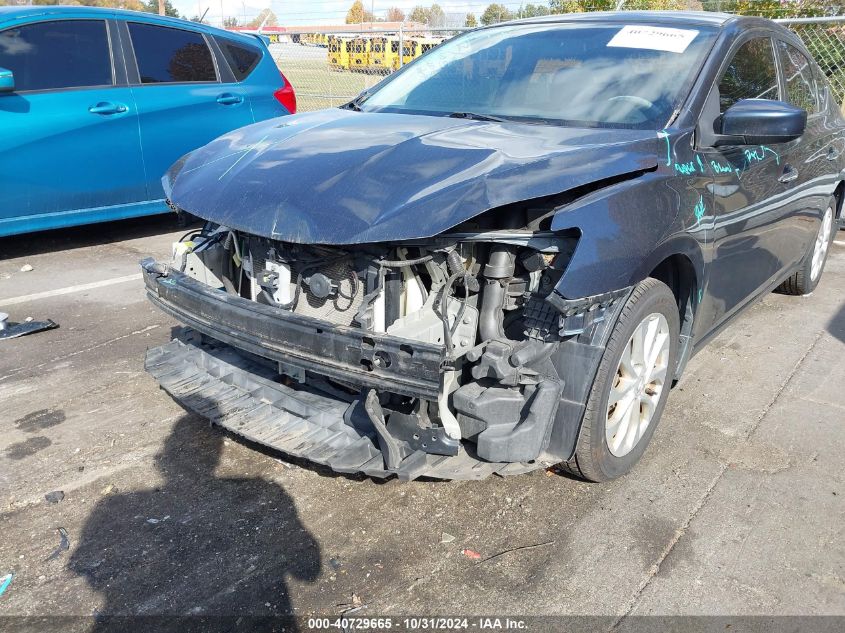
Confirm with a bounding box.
[129,23,216,84]
[215,36,261,81]
[0,20,112,92]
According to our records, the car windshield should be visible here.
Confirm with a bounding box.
[358,22,718,129]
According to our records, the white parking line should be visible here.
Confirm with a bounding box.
[0,273,143,307]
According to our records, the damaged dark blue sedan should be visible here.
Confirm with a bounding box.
[141,11,843,481]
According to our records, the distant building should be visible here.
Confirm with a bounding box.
[231,21,429,35]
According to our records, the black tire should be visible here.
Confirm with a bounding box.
[562,278,680,482]
[776,196,837,296]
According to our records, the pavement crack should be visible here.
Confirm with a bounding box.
[610,328,826,631]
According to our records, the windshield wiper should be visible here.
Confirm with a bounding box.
[448,111,505,122]
[343,90,373,112]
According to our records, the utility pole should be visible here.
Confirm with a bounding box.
[158,0,165,16]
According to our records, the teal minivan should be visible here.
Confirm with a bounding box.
[0,6,295,237]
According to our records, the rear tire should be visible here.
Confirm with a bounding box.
[562,278,679,482]
[777,198,836,296]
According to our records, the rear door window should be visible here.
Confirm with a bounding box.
[0,19,112,91]
[214,36,261,81]
[128,23,216,84]
[718,37,779,112]
[777,41,819,114]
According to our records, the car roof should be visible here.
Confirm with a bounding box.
[507,10,736,28]
[0,5,259,46]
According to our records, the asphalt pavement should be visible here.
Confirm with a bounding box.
[1,216,843,630]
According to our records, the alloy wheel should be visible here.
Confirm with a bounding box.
[810,206,834,282]
[605,312,671,457]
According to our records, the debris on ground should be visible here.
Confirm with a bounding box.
[45,528,70,562]
[19,264,33,272]
[100,484,116,496]
[546,464,568,477]
[44,491,65,505]
[440,532,456,544]
[146,516,170,524]
[481,540,554,563]
[0,312,59,341]
[337,593,364,614]
[0,573,13,599]
[461,548,482,560]
[329,557,342,571]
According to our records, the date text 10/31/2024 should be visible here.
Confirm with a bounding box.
[306,617,529,630]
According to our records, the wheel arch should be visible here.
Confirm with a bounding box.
[647,251,699,379]
[833,180,844,220]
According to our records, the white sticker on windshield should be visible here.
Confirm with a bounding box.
[607,25,699,53]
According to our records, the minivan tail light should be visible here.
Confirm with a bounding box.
[273,71,296,114]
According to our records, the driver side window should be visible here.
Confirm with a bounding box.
[718,37,779,113]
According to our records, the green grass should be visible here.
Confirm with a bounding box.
[272,46,386,112]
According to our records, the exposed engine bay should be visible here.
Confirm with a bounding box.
[143,213,629,479]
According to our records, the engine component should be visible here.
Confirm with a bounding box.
[479,245,517,341]
[290,258,363,325]
[386,295,477,354]
[263,260,292,304]
[453,378,562,462]
[307,272,336,299]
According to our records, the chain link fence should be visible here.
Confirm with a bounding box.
[267,28,468,112]
[780,17,845,104]
[266,15,845,113]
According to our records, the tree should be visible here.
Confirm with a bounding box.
[409,5,430,23]
[248,8,278,28]
[222,16,239,28]
[142,0,179,17]
[386,6,405,22]
[428,3,446,27]
[465,13,478,27]
[345,0,375,24]
[480,3,513,24]
[523,3,550,17]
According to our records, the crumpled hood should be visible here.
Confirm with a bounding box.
[165,109,658,244]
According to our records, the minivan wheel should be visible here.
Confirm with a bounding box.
[777,199,836,296]
[562,278,679,482]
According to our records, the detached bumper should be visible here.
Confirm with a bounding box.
[146,336,540,480]
[141,259,542,480]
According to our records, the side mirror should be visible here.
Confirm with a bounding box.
[716,99,806,146]
[0,67,14,93]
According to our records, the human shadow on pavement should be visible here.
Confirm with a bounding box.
[68,412,321,632]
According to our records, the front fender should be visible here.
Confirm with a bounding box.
[551,171,702,299]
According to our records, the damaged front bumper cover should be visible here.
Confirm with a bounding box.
[141,259,543,480]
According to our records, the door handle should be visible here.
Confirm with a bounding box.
[778,165,799,183]
[88,101,128,115]
[216,93,243,105]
